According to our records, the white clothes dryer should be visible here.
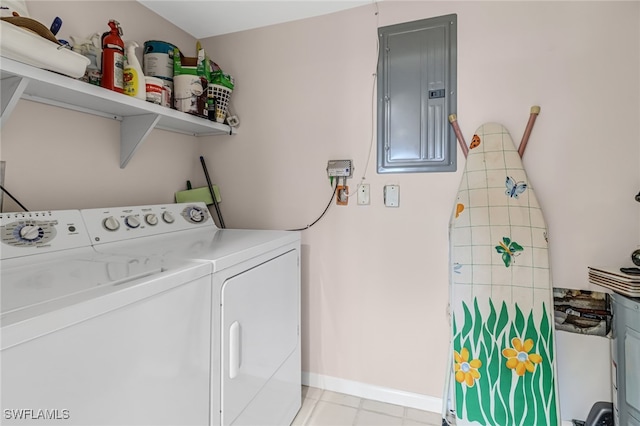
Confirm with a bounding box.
[80,203,302,426]
[0,210,212,425]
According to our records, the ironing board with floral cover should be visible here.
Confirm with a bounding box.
[446,123,559,426]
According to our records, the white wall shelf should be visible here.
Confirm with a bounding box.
[0,57,234,168]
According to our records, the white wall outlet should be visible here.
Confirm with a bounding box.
[384,185,399,207]
[357,184,370,205]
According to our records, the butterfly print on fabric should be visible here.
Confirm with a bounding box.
[505,176,527,198]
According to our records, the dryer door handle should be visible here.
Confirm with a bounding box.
[229,321,241,379]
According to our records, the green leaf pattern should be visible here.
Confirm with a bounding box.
[452,298,558,426]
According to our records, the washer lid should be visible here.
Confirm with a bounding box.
[1,253,162,315]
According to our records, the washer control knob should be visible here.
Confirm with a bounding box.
[125,215,140,229]
[188,207,204,223]
[145,214,158,226]
[162,211,175,224]
[19,225,42,241]
[103,216,120,231]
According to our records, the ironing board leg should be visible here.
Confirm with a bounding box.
[448,114,469,158]
[518,105,541,158]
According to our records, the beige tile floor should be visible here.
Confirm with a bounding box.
[292,386,443,426]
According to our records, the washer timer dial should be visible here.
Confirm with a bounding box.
[19,224,44,241]
[1,220,57,246]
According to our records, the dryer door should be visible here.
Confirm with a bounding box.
[221,249,300,425]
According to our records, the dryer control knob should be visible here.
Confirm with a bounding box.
[19,225,43,241]
[162,211,175,224]
[103,216,120,231]
[125,215,140,229]
[145,214,158,226]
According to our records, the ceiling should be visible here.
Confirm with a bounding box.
[137,1,371,39]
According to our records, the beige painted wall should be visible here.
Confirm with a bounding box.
[1,0,639,422]
[1,0,212,211]
[200,1,640,421]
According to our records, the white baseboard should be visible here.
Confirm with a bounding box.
[302,371,443,413]
[303,371,574,426]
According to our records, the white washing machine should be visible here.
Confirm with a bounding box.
[80,203,302,426]
[0,210,213,425]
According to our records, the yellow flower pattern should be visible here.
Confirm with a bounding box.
[502,337,543,376]
[454,347,482,387]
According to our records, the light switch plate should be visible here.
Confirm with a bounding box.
[384,185,399,207]
[357,184,370,205]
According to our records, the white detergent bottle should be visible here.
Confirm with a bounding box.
[124,41,145,100]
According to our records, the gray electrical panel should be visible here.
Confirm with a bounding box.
[377,14,457,174]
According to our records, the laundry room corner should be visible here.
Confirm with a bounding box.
[1,0,639,424]
[196,0,640,423]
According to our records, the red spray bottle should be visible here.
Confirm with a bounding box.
[100,20,124,93]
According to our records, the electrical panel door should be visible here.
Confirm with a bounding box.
[377,14,457,174]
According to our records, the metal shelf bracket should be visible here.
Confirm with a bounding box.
[1,75,29,127]
[120,114,161,168]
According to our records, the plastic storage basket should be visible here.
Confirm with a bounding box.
[208,84,232,123]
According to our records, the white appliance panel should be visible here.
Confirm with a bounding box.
[221,250,300,425]
[1,254,162,315]
[2,208,214,425]
[1,275,212,425]
[81,204,299,273]
[0,210,90,259]
[80,204,214,245]
[79,203,302,426]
